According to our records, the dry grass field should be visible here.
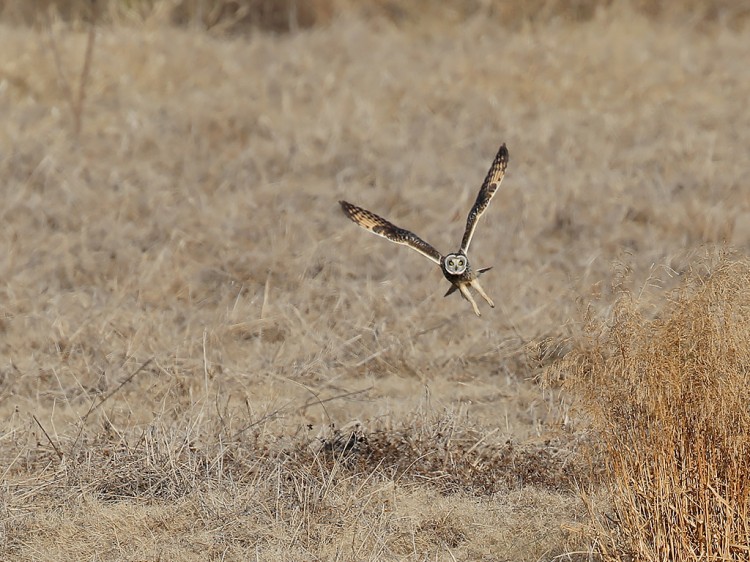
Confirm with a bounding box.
[1,1,750,560]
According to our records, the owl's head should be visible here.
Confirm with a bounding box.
[443,253,468,275]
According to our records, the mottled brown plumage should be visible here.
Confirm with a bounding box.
[461,144,508,254]
[339,143,508,316]
[339,201,442,265]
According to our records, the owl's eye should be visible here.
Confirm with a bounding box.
[449,260,455,267]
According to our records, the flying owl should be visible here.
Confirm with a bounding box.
[339,143,508,316]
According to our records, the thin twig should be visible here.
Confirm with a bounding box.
[88,358,154,419]
[465,427,499,461]
[73,3,97,136]
[43,0,98,137]
[32,415,64,461]
[72,358,154,449]
[230,400,295,441]
[202,329,210,395]
[44,12,74,106]
[299,386,373,415]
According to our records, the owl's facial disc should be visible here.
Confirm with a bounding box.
[444,253,467,275]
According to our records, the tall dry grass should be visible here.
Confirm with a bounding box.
[564,254,750,560]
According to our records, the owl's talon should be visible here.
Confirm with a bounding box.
[471,279,495,309]
[458,284,481,317]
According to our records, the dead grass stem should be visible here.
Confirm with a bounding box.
[43,0,98,137]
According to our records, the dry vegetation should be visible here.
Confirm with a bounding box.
[0,1,749,560]
[563,257,750,560]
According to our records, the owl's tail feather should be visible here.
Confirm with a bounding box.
[444,267,493,298]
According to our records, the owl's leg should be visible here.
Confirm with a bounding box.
[458,284,481,317]
[470,279,495,308]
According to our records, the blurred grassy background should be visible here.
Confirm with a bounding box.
[1,0,749,559]
[1,0,749,31]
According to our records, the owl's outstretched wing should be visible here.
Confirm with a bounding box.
[339,201,442,265]
[460,143,509,254]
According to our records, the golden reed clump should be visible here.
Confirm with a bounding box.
[564,255,750,560]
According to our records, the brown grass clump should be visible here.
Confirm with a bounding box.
[310,412,598,495]
[563,255,750,560]
[1,412,590,560]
